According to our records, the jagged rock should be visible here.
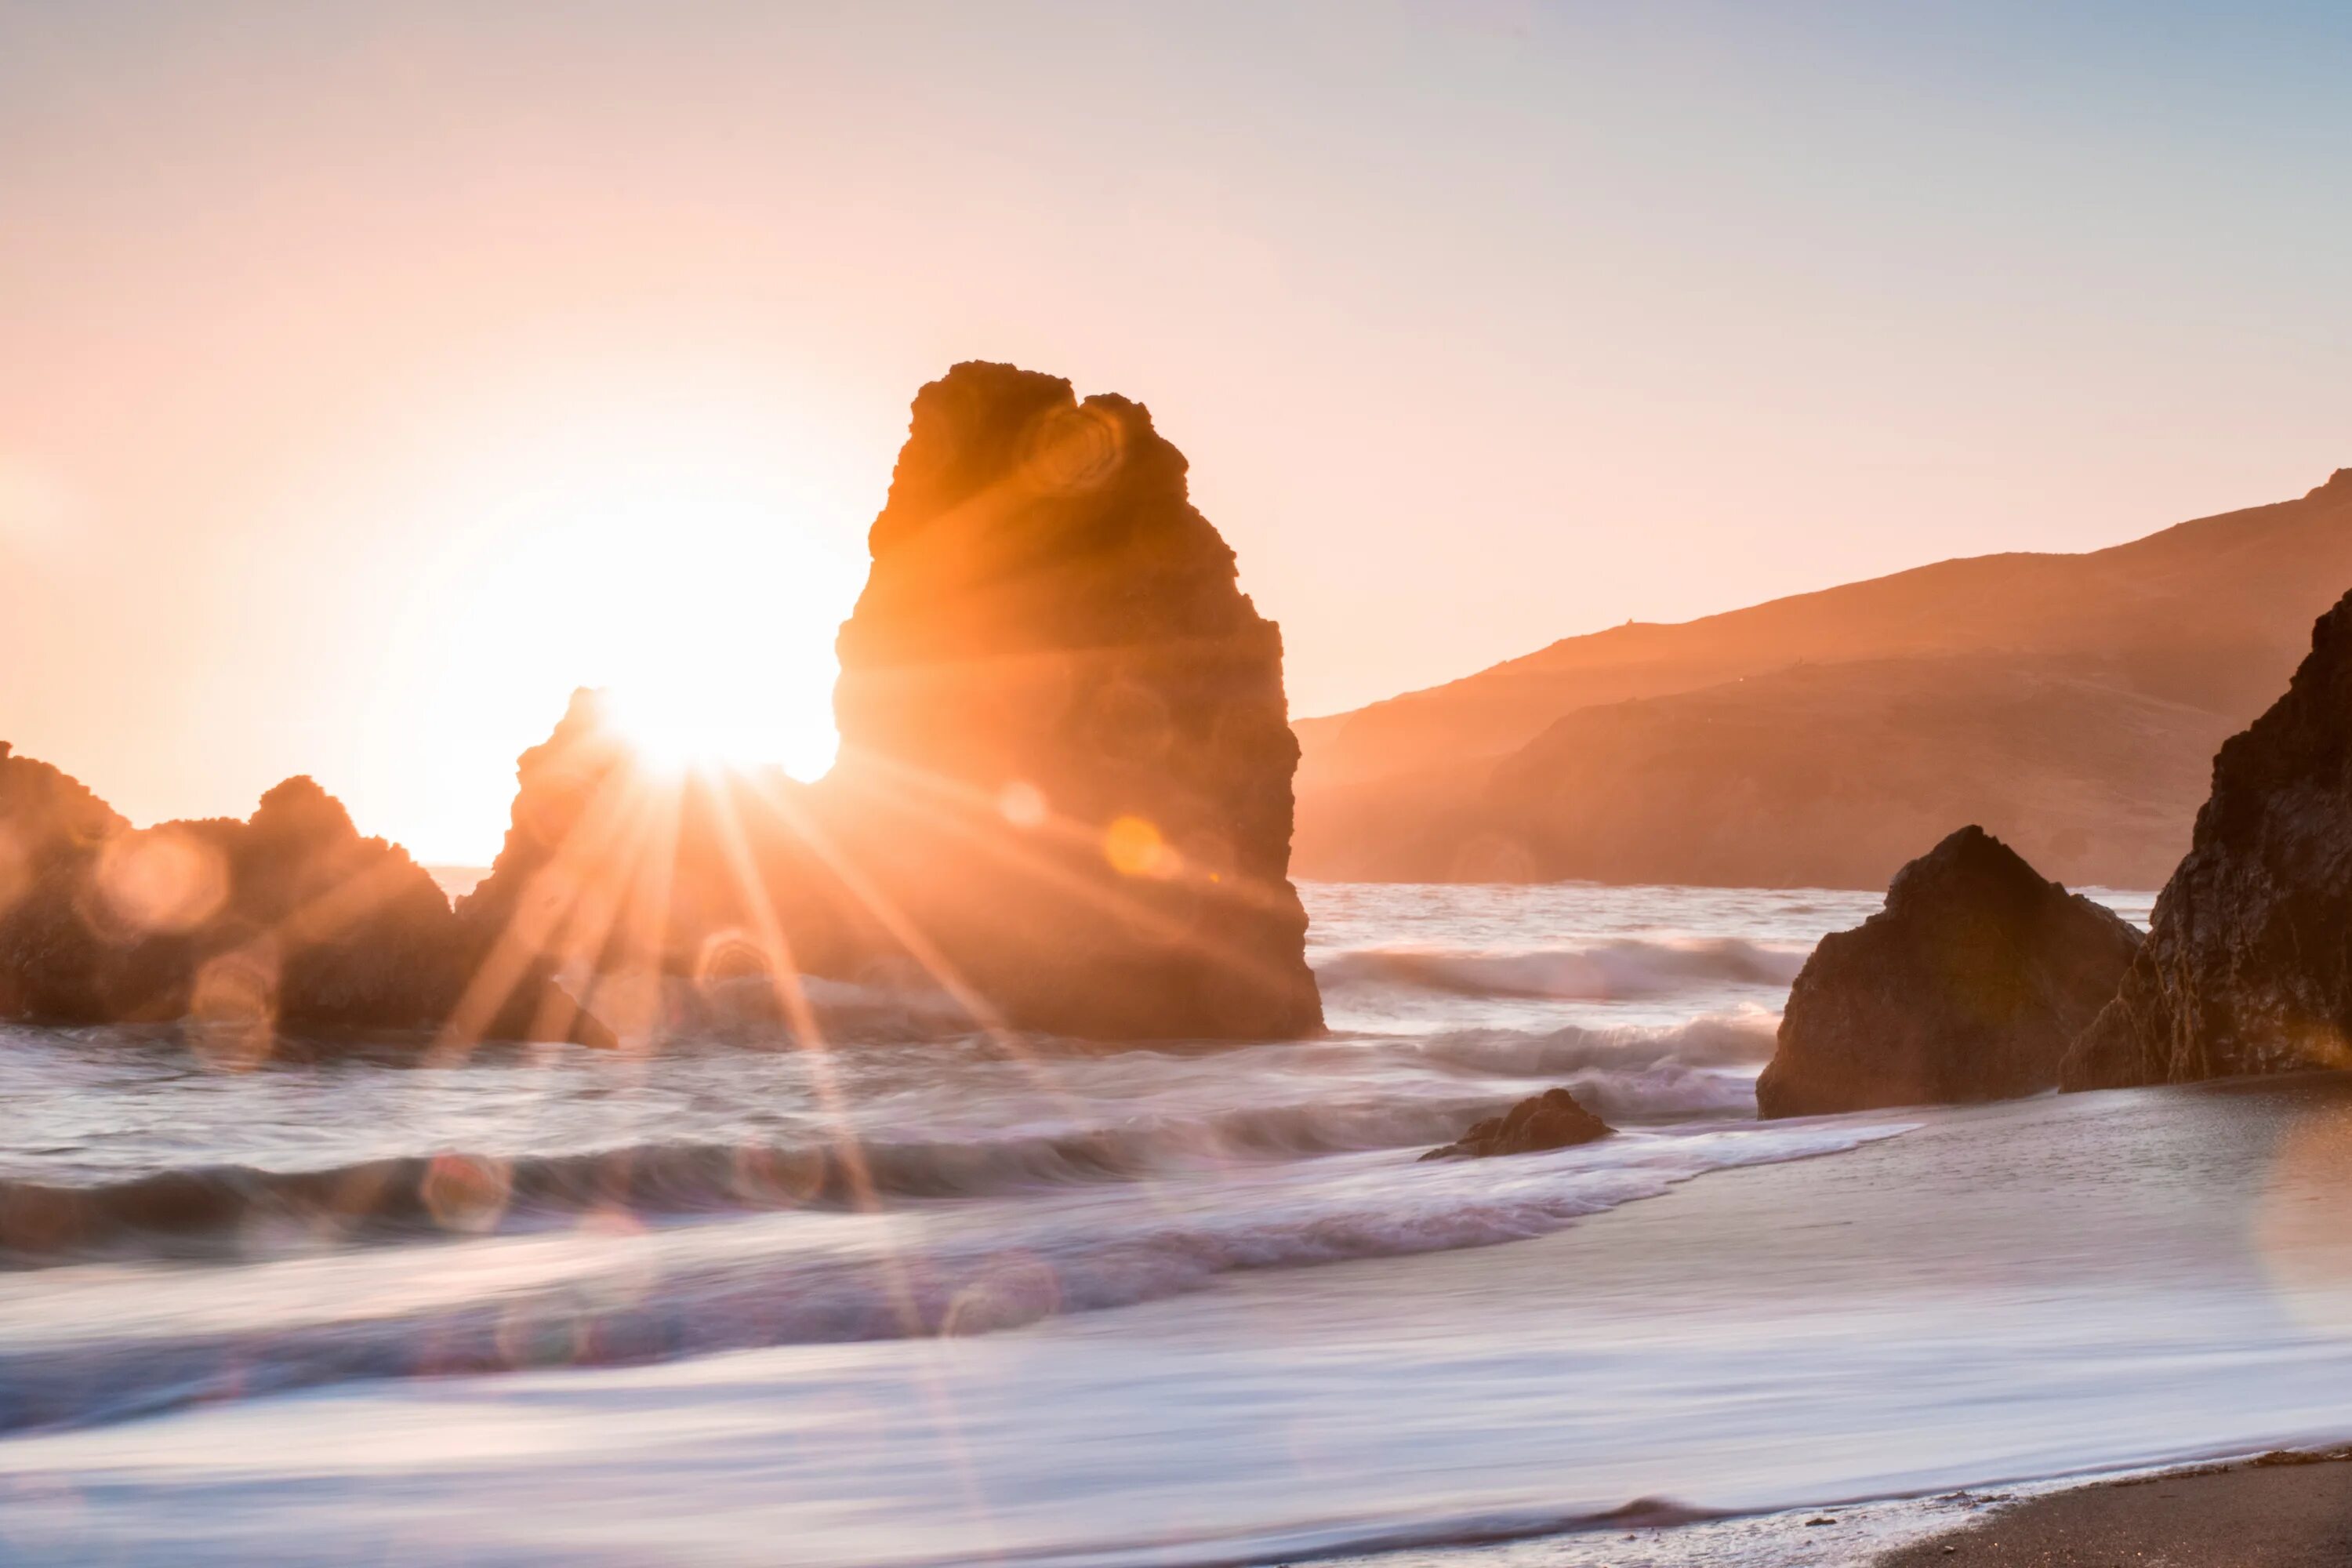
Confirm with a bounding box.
[0,750,463,1036]
[1758,826,2141,1117]
[227,777,465,1032]
[2066,587,2352,1089]
[824,361,1322,1040]
[449,690,855,1046]
[1420,1087,1613,1160]
[0,742,132,1021]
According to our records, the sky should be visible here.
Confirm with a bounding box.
[4,0,2349,862]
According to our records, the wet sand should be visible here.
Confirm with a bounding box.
[1881,1450,2352,1566]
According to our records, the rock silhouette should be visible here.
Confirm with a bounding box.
[0,742,133,1022]
[227,777,465,1033]
[2065,586,2352,1089]
[0,747,463,1038]
[824,361,1321,1040]
[448,689,853,1046]
[1758,826,2141,1117]
[1420,1087,1612,1160]
[5,361,1323,1050]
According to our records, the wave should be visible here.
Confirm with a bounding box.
[0,1014,1784,1265]
[1401,1012,1779,1122]
[0,1118,1907,1434]
[1316,937,1808,1002]
[0,1102,1507,1263]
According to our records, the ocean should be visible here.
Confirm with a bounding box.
[5,879,2350,1566]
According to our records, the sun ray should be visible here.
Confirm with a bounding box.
[833,745,1318,1010]
[430,760,665,1066]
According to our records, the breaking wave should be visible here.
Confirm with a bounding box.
[0,1117,1904,1433]
[0,1014,1782,1265]
[1317,938,1807,1001]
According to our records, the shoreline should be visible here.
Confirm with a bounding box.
[9,1074,2352,1565]
[1879,1446,2352,1566]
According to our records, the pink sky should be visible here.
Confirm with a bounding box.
[5,2,2347,861]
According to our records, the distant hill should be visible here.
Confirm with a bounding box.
[1294,469,2352,889]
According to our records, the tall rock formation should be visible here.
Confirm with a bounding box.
[826,361,1321,1040]
[2066,587,2352,1089]
[1758,826,2141,1117]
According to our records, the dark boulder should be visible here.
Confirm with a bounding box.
[1758,826,2141,1117]
[823,361,1322,1040]
[226,776,466,1033]
[0,746,463,1040]
[0,742,132,1022]
[1420,1087,1613,1160]
[2066,588,2352,1089]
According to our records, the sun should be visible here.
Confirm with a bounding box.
[604,679,828,777]
[366,374,872,854]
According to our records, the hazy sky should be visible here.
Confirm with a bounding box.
[5,1,2349,861]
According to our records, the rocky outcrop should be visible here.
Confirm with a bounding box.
[0,746,463,1038]
[1420,1087,1613,1160]
[2065,588,2352,1089]
[446,690,852,1046]
[824,361,1321,1040]
[1758,826,2141,1117]
[0,742,133,1022]
[225,777,465,1032]
[7,361,1323,1051]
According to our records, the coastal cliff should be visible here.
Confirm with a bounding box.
[2065,586,2352,1089]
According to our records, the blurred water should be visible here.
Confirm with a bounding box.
[0,879,2252,1568]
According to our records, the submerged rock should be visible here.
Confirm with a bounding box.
[825,361,1322,1040]
[2065,588,2352,1089]
[1420,1087,1613,1160]
[1757,826,2140,1117]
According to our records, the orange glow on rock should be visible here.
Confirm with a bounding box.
[1102,815,1180,880]
[996,781,1047,829]
[91,828,229,938]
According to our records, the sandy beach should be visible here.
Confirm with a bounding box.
[1882,1450,2352,1566]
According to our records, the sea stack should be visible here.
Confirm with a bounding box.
[2065,583,2352,1089]
[827,361,1322,1040]
[1758,826,2140,1116]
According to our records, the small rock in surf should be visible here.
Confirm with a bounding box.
[1420,1087,1613,1160]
